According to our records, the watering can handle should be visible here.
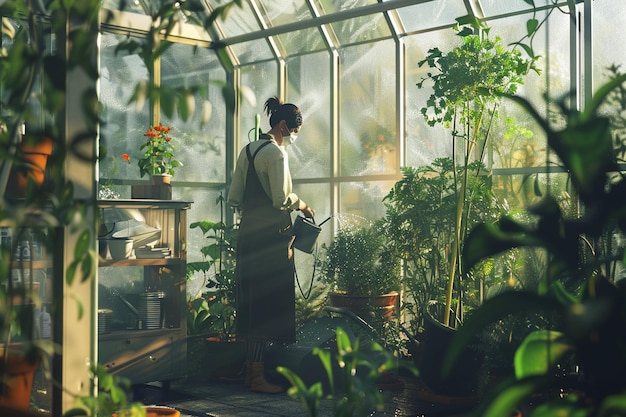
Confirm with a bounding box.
[318,216,331,227]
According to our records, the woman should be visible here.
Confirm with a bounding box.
[227,96,315,393]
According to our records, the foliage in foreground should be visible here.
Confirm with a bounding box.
[278,327,417,417]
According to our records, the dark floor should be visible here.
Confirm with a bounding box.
[133,316,482,416]
[133,372,479,417]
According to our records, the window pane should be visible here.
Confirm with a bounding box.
[99,32,150,191]
[331,14,392,46]
[395,0,466,34]
[338,181,395,223]
[287,52,331,179]
[240,61,279,147]
[160,44,227,183]
[257,0,326,54]
[479,0,538,17]
[593,0,626,87]
[339,40,398,177]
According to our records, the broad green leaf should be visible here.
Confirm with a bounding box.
[514,330,571,379]
[526,18,539,37]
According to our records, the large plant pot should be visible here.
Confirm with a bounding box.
[329,291,398,320]
[416,303,483,398]
[203,337,246,379]
[6,136,54,198]
[0,351,41,410]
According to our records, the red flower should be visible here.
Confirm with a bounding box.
[137,124,182,177]
[122,153,131,162]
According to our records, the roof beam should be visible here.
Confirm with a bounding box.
[212,0,436,47]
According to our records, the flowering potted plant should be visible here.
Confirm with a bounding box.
[125,123,182,182]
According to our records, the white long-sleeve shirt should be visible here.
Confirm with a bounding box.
[227,137,303,212]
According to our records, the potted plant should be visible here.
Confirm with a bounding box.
[449,71,626,417]
[382,157,506,331]
[320,221,400,323]
[415,17,538,327]
[134,123,182,183]
[186,195,244,380]
[387,18,537,398]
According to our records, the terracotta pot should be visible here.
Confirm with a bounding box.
[114,406,180,417]
[329,291,398,319]
[151,174,171,185]
[144,406,180,417]
[6,136,54,198]
[0,351,41,410]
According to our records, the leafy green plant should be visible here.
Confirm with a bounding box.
[320,222,400,296]
[186,194,238,339]
[382,157,506,330]
[277,327,416,417]
[449,72,626,417]
[416,17,538,325]
[134,124,182,177]
[63,364,145,417]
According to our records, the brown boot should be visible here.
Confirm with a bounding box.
[249,362,283,394]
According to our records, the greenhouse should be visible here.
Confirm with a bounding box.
[1,0,626,415]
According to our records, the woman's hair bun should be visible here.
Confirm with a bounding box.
[264,96,302,129]
[264,96,283,116]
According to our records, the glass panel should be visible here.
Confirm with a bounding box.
[479,0,538,17]
[102,0,145,13]
[331,14,391,45]
[317,0,390,45]
[239,61,279,148]
[217,2,262,37]
[257,0,326,54]
[338,180,396,223]
[160,44,227,183]
[232,39,275,64]
[405,30,456,168]
[395,0,466,34]
[99,32,150,195]
[339,40,398,176]
[278,28,327,55]
[287,51,332,178]
[320,0,379,13]
[593,0,626,87]
[486,11,570,172]
[185,187,227,299]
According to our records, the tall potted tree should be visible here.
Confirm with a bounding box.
[389,17,537,397]
[415,17,538,326]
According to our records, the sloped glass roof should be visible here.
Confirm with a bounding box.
[102,0,567,62]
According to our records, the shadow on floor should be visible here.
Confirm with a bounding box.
[132,371,479,417]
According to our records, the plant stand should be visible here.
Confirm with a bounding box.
[131,184,172,200]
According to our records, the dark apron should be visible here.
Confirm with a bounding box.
[235,140,296,343]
